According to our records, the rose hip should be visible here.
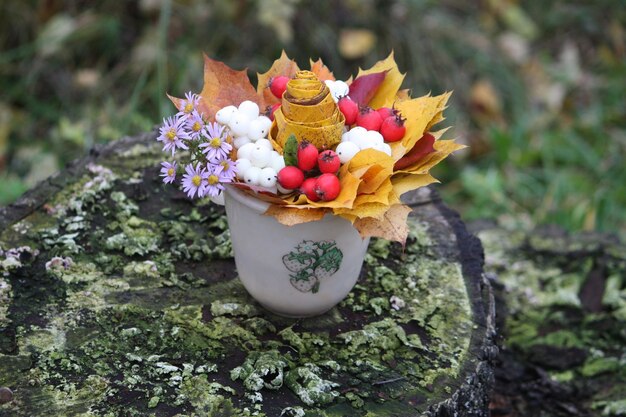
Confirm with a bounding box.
[315,173,341,201]
[277,166,304,189]
[297,141,319,171]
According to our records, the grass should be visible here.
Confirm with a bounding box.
[0,0,624,237]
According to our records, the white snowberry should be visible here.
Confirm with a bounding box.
[243,166,261,185]
[233,136,251,149]
[269,152,286,172]
[250,146,271,168]
[257,115,272,131]
[372,142,392,156]
[255,139,273,150]
[277,184,292,194]
[259,167,277,188]
[330,80,349,102]
[341,131,351,142]
[247,118,269,141]
[238,100,260,120]
[235,158,252,179]
[229,113,250,136]
[351,134,370,150]
[215,105,237,125]
[347,126,366,140]
[336,141,360,163]
[365,130,384,145]
[237,143,256,160]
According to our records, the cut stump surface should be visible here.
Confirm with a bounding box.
[0,132,495,417]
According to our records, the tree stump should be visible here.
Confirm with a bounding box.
[0,132,496,417]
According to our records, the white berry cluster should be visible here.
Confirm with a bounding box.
[215,100,272,149]
[214,100,285,191]
[235,141,285,190]
[336,126,392,164]
[324,80,350,103]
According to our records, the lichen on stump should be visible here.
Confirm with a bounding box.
[0,132,495,416]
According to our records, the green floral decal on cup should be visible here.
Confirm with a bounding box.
[282,240,343,293]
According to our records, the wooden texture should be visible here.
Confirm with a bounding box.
[0,132,495,417]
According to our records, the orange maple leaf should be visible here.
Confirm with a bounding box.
[256,51,300,108]
[169,54,259,120]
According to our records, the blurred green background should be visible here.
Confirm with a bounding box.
[1,0,625,237]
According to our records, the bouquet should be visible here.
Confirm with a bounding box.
[157,52,463,244]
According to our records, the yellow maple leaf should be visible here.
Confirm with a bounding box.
[355,51,406,109]
[394,92,451,158]
[391,173,438,198]
[396,140,467,176]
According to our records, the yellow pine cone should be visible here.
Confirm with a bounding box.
[271,70,345,151]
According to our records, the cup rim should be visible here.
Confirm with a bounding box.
[224,185,271,214]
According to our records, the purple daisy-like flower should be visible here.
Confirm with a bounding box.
[199,122,232,161]
[214,157,237,181]
[186,110,206,140]
[202,163,229,198]
[177,91,200,118]
[181,163,208,199]
[160,161,177,184]
[158,116,190,156]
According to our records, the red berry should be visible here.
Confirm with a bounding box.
[376,107,394,120]
[267,103,281,121]
[380,115,406,142]
[297,141,319,171]
[277,166,304,189]
[338,96,358,125]
[300,177,320,202]
[315,174,341,201]
[317,150,340,174]
[269,76,289,99]
[356,107,383,131]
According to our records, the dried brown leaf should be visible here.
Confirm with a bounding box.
[353,204,413,244]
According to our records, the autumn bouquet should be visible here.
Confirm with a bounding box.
[157,52,462,245]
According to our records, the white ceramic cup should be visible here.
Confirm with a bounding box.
[223,185,370,318]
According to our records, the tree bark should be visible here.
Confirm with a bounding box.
[0,131,495,416]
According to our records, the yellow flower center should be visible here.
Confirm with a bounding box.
[184,102,194,113]
[167,168,175,177]
[166,129,177,141]
[208,174,219,185]
[220,161,230,170]
[191,175,202,187]
[210,137,222,148]
[192,121,202,132]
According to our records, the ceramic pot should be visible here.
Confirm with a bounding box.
[223,186,370,318]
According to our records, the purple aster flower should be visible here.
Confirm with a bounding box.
[201,163,228,198]
[177,91,200,117]
[199,122,232,161]
[158,116,190,156]
[160,161,177,184]
[181,163,208,199]
[186,110,206,140]
[214,157,237,181]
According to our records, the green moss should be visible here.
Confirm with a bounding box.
[285,363,339,406]
[1,141,480,416]
[105,216,161,256]
[593,399,626,416]
[231,350,289,391]
[477,224,626,416]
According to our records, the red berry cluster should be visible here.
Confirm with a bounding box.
[277,142,342,202]
[337,97,406,143]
